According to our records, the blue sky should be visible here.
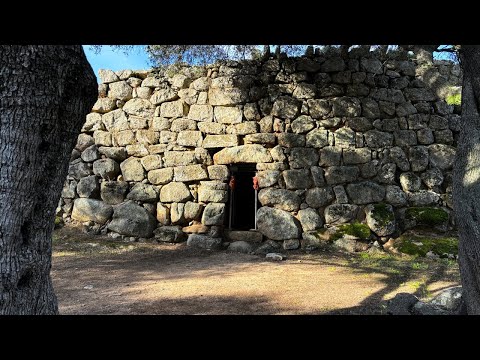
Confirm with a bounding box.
[83,45,151,81]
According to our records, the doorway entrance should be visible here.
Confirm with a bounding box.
[226,164,258,230]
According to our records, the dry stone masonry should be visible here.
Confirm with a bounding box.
[59,47,462,252]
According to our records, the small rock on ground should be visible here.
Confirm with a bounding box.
[266,253,285,261]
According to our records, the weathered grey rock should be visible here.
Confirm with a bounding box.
[387,147,410,171]
[150,87,178,105]
[188,104,214,121]
[365,204,395,236]
[332,97,361,117]
[154,226,187,243]
[76,176,99,198]
[324,204,359,224]
[293,83,316,99]
[225,230,263,243]
[289,147,319,168]
[400,172,421,192]
[174,164,209,182]
[93,130,112,146]
[213,145,273,164]
[148,168,174,185]
[92,98,116,113]
[93,159,120,180]
[69,162,92,180]
[305,187,335,208]
[255,170,279,188]
[364,130,394,148]
[176,131,203,148]
[256,207,301,241]
[170,118,197,132]
[271,97,301,119]
[214,106,243,124]
[308,99,331,118]
[207,165,229,181]
[434,129,454,144]
[411,301,449,315]
[277,133,305,148]
[203,134,239,148]
[421,168,444,188]
[62,180,77,199]
[409,146,429,172]
[405,88,437,102]
[156,203,170,225]
[126,144,149,157]
[333,185,349,203]
[320,147,342,166]
[126,183,158,202]
[265,253,285,261]
[343,148,371,164]
[76,134,95,152]
[258,188,301,212]
[394,130,417,147]
[99,69,119,84]
[346,117,373,132]
[82,113,103,132]
[407,190,440,206]
[195,148,213,166]
[325,166,359,185]
[201,203,226,225]
[428,144,456,170]
[361,98,380,119]
[376,163,397,184]
[98,147,127,162]
[333,128,355,148]
[346,182,386,204]
[320,57,345,72]
[396,102,417,117]
[198,186,228,203]
[244,133,276,145]
[108,201,156,238]
[228,241,254,254]
[197,121,225,134]
[430,286,463,311]
[163,151,196,167]
[114,130,135,146]
[123,98,155,118]
[385,185,408,207]
[370,88,405,103]
[187,234,222,250]
[139,155,162,171]
[184,201,202,221]
[120,157,145,182]
[305,129,329,148]
[386,293,419,315]
[361,58,383,74]
[170,203,186,224]
[297,208,323,231]
[283,169,311,189]
[136,130,160,145]
[108,81,133,101]
[160,182,191,203]
[160,100,188,118]
[291,115,315,134]
[100,181,129,205]
[72,198,113,225]
[283,239,300,250]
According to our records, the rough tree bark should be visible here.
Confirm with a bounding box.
[453,45,480,314]
[0,46,97,314]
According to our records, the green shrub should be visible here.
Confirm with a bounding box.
[405,207,448,226]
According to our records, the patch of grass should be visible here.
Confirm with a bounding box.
[371,203,394,226]
[446,93,461,106]
[54,216,63,229]
[331,222,371,241]
[411,262,429,270]
[396,235,458,257]
[405,207,448,226]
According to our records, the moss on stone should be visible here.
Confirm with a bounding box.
[405,207,448,226]
[331,221,371,241]
[54,216,63,229]
[371,203,394,226]
[396,235,457,257]
[446,93,461,106]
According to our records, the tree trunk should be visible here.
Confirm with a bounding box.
[453,45,480,314]
[0,46,97,314]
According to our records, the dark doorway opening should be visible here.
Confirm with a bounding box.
[226,163,258,230]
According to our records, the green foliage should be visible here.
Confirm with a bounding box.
[54,216,63,229]
[395,235,458,257]
[371,203,394,226]
[446,93,461,106]
[331,222,371,241]
[405,207,449,226]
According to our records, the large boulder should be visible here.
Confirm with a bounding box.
[428,144,456,170]
[305,187,335,208]
[100,181,129,205]
[201,203,226,225]
[93,158,120,180]
[365,203,396,237]
[160,182,191,203]
[76,175,99,198]
[126,183,158,202]
[213,145,273,164]
[256,207,301,240]
[297,208,323,231]
[187,234,223,250]
[71,198,113,225]
[324,204,359,224]
[107,201,156,238]
[120,158,145,182]
[346,182,385,204]
[258,188,301,212]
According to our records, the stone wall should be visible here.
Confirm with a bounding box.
[59,48,462,251]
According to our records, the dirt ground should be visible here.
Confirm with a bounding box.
[51,226,460,315]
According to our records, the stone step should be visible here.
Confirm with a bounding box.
[225,230,263,243]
